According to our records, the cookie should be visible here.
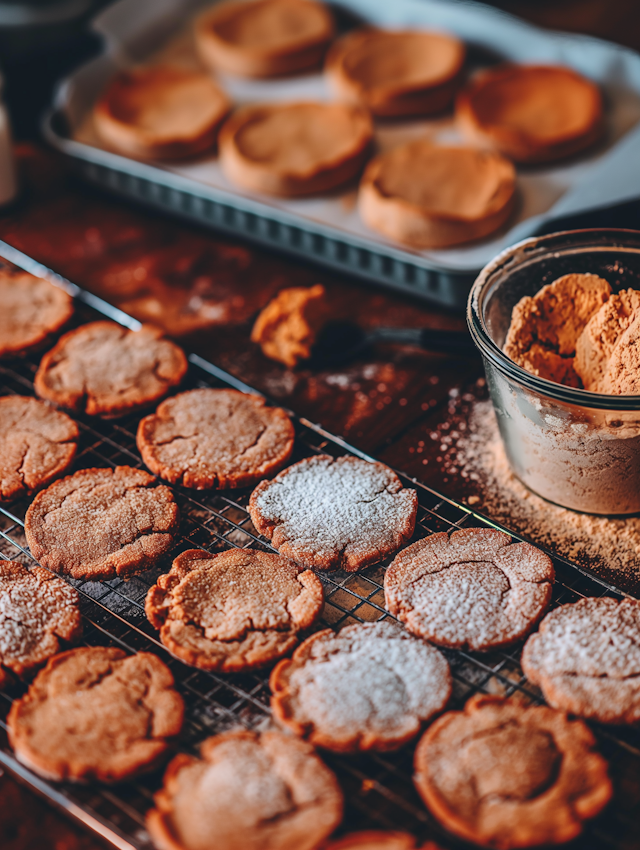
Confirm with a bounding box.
[0,395,79,502]
[34,321,188,418]
[25,466,179,581]
[0,269,73,358]
[326,29,464,118]
[147,728,343,850]
[359,141,515,249]
[323,834,442,850]
[456,64,603,164]
[137,388,295,489]
[251,284,329,367]
[522,597,640,725]
[270,620,451,752]
[7,646,184,782]
[0,561,81,688]
[195,0,334,78]
[94,66,231,160]
[145,548,324,672]
[219,101,373,196]
[384,528,554,651]
[413,694,612,849]
[249,454,418,571]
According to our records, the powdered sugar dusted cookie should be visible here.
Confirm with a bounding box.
[137,388,295,489]
[0,269,73,358]
[145,548,324,672]
[147,729,343,850]
[324,833,442,850]
[249,454,418,571]
[270,620,450,752]
[522,597,640,724]
[414,694,612,849]
[385,528,554,651]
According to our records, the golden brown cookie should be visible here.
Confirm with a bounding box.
[359,141,516,249]
[219,101,373,196]
[25,466,179,581]
[145,548,324,672]
[249,454,418,571]
[34,321,188,418]
[270,620,451,752]
[413,694,612,849]
[94,66,231,161]
[0,396,79,502]
[456,64,603,164]
[195,0,334,78]
[323,834,442,850]
[522,597,640,725]
[7,646,184,783]
[385,528,554,651]
[0,562,81,688]
[326,29,465,118]
[251,284,329,367]
[137,388,294,489]
[147,728,343,850]
[0,269,73,359]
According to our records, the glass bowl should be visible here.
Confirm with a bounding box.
[467,228,640,515]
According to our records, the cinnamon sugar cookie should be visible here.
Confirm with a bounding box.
[137,388,294,489]
[34,321,187,418]
[25,466,179,581]
[0,269,73,358]
[327,29,465,118]
[522,597,640,725]
[94,66,231,161]
[270,620,451,752]
[147,729,343,850]
[249,454,418,571]
[324,834,442,850]
[0,562,81,688]
[219,101,373,196]
[195,0,334,78]
[385,528,554,651]
[414,694,612,849]
[8,646,184,782]
[0,396,78,502]
[145,548,324,672]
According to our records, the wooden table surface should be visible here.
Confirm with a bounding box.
[2,1,640,844]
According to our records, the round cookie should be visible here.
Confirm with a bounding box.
[145,548,324,672]
[270,620,451,752]
[219,101,373,196]
[249,454,418,571]
[0,562,82,688]
[34,321,188,418]
[25,466,179,581]
[522,596,640,725]
[147,728,343,850]
[323,834,442,850]
[137,388,295,489]
[7,646,184,782]
[0,395,79,502]
[384,528,554,651]
[0,269,73,359]
[413,694,612,849]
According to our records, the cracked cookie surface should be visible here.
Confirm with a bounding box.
[137,388,294,489]
[385,528,554,651]
[0,270,73,358]
[7,646,184,782]
[0,561,82,688]
[145,548,324,672]
[25,466,179,581]
[249,454,417,571]
[270,620,450,752]
[522,597,640,724]
[414,694,612,849]
[34,321,187,417]
[0,395,79,502]
[147,728,343,850]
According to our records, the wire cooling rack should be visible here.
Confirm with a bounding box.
[0,289,639,849]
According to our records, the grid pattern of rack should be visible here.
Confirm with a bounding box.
[1,331,640,850]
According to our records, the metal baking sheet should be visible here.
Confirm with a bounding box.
[43,0,640,307]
